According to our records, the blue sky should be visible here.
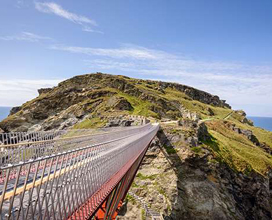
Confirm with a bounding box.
[0,0,272,116]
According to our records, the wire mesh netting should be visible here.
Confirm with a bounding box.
[0,124,159,219]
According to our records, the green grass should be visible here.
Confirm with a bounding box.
[205,120,272,175]
[163,145,178,154]
[126,194,137,205]
[228,118,272,148]
[191,146,202,154]
[141,209,146,220]
[73,117,106,129]
[131,182,140,188]
[136,173,158,180]
[161,87,233,120]
[117,92,159,118]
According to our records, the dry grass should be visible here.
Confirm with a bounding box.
[205,120,272,175]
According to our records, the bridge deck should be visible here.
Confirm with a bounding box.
[0,124,159,219]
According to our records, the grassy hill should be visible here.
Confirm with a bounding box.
[1,72,271,175]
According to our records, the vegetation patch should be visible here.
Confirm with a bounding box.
[117,92,159,118]
[131,182,140,188]
[191,146,202,154]
[125,194,137,205]
[73,117,106,129]
[205,120,272,175]
[141,209,146,220]
[136,172,158,180]
[163,145,178,154]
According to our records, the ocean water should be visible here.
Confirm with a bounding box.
[248,116,272,132]
[0,107,11,122]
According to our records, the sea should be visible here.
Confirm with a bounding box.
[248,116,272,132]
[0,107,12,122]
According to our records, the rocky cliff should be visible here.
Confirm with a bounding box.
[118,122,272,220]
[0,73,230,132]
[1,73,272,220]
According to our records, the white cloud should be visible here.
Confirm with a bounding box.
[51,45,166,60]
[35,2,101,33]
[82,26,104,34]
[0,32,53,42]
[54,44,272,116]
[0,79,62,107]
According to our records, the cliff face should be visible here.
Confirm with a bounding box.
[1,73,272,220]
[118,123,272,220]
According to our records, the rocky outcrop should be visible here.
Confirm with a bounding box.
[0,73,233,132]
[105,115,148,127]
[105,118,133,127]
[155,81,231,109]
[9,106,21,116]
[38,88,53,95]
[113,98,133,111]
[0,72,271,220]
[119,124,272,220]
[234,110,254,126]
[227,122,261,146]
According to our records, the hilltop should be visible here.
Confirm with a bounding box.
[1,73,272,219]
[0,72,231,132]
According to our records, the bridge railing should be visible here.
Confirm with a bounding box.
[0,125,152,167]
[0,124,159,219]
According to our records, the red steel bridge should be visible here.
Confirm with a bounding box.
[0,123,159,219]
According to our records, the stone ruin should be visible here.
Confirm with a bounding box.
[105,115,150,127]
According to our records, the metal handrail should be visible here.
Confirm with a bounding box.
[0,124,152,167]
[0,124,159,219]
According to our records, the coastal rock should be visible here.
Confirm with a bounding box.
[227,122,260,146]
[207,107,215,116]
[105,119,133,127]
[119,124,272,220]
[0,73,232,132]
[28,124,42,132]
[38,88,53,95]
[58,117,78,130]
[113,98,133,111]
[9,106,21,116]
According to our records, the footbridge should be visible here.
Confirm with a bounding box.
[0,123,159,219]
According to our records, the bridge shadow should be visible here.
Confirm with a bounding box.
[156,128,185,220]
[118,127,215,219]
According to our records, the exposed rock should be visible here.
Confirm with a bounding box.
[235,110,254,126]
[28,124,42,132]
[207,107,215,116]
[227,122,260,146]
[197,122,210,142]
[9,106,21,116]
[38,88,53,95]
[259,143,272,155]
[120,125,272,220]
[242,117,254,126]
[114,98,133,111]
[178,118,198,129]
[105,119,133,127]
[235,110,246,116]
[58,117,78,130]
[0,72,271,219]
[240,129,260,146]
[0,73,232,132]
[0,128,4,133]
